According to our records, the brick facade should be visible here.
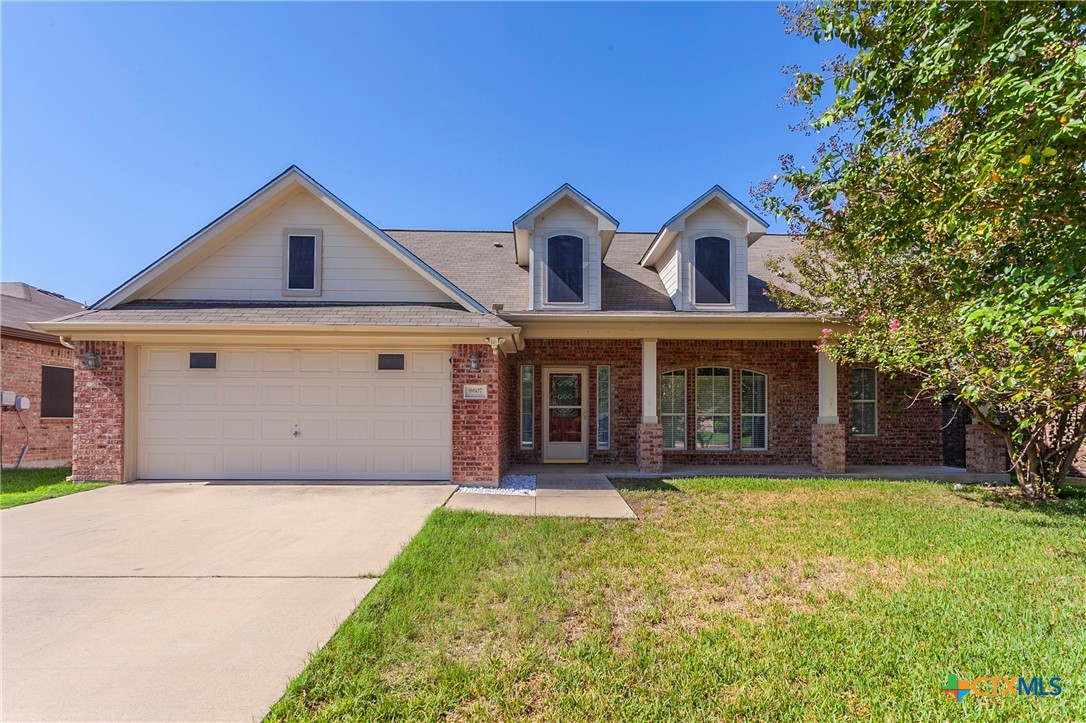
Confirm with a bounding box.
[510,339,642,465]
[965,423,1009,474]
[636,422,663,473]
[811,423,846,473]
[504,338,946,471]
[71,341,126,482]
[451,343,505,484]
[838,367,944,466]
[1,334,76,467]
[657,339,819,465]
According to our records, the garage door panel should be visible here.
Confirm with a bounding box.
[411,384,446,407]
[224,383,259,405]
[139,348,452,480]
[337,351,372,373]
[336,385,371,407]
[261,351,295,372]
[187,384,219,405]
[261,384,294,406]
[221,350,258,372]
[183,418,220,440]
[336,418,372,441]
[146,350,182,371]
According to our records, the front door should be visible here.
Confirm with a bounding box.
[543,368,589,463]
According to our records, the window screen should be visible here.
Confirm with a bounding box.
[851,368,878,436]
[378,353,405,371]
[695,367,731,450]
[546,235,584,303]
[661,369,687,450]
[40,365,74,418]
[741,369,767,450]
[694,236,731,304]
[287,235,317,290]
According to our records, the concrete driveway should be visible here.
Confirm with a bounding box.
[1,481,453,722]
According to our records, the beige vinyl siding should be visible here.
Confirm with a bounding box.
[659,247,680,307]
[152,191,449,303]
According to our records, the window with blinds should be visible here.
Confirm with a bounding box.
[661,369,687,450]
[741,369,767,450]
[695,367,731,450]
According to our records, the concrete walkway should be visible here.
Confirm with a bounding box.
[2,482,453,723]
[445,473,637,519]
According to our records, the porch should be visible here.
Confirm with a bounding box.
[506,463,1009,484]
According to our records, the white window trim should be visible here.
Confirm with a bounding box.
[660,368,687,451]
[740,369,769,451]
[851,367,879,437]
[596,365,611,450]
[687,232,738,311]
[282,228,323,297]
[541,232,589,308]
[694,366,732,451]
[520,365,535,449]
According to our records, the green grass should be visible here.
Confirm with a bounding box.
[268,478,1086,722]
[0,467,108,509]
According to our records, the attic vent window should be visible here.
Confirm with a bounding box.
[282,229,323,296]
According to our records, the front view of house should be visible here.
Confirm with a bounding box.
[34,167,1002,483]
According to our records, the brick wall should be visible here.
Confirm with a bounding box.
[451,343,504,484]
[812,423,846,473]
[965,423,1009,474]
[838,368,944,466]
[72,340,125,481]
[658,339,819,465]
[0,334,75,467]
[505,338,945,470]
[510,339,641,465]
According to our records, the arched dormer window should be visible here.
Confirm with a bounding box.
[693,235,731,305]
[546,234,584,304]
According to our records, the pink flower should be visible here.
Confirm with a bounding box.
[822,328,833,336]
[858,311,867,321]
[890,319,901,331]
[886,290,894,296]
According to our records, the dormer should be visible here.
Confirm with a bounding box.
[640,186,769,312]
[513,184,618,311]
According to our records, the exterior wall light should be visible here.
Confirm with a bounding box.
[469,352,481,372]
[83,351,102,370]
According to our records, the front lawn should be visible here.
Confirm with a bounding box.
[0,467,107,509]
[269,478,1086,721]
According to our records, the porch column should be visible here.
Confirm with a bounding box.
[811,351,846,473]
[965,421,1008,474]
[637,339,663,473]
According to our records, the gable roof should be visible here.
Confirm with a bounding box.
[512,183,619,265]
[0,282,84,343]
[640,185,770,268]
[92,166,488,313]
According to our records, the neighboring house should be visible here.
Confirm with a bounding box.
[1,283,85,467]
[32,167,1006,483]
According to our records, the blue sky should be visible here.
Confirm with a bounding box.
[3,2,828,305]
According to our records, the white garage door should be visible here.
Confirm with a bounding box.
[138,347,452,480]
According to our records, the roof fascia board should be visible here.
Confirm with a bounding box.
[513,183,619,265]
[640,186,770,267]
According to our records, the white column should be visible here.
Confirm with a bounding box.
[641,338,658,423]
[817,351,839,424]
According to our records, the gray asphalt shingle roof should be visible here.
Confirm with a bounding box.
[52,301,513,329]
[1,282,85,337]
[388,230,797,313]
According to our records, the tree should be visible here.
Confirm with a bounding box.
[756,1,1086,498]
